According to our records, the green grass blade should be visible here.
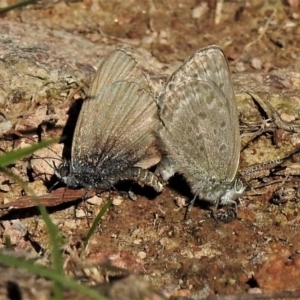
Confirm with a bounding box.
[83,199,113,248]
[0,253,109,300]
[0,138,64,298]
[0,138,59,167]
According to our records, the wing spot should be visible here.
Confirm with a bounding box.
[219,143,227,153]
[198,111,207,119]
[195,85,202,95]
[167,82,175,91]
[199,144,205,152]
[220,120,226,128]
[205,89,215,105]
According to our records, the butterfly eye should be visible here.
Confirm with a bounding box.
[53,161,69,179]
[58,164,69,178]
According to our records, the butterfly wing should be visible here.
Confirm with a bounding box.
[71,50,160,179]
[158,45,240,183]
[87,49,150,97]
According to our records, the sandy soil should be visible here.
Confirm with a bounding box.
[1,0,300,299]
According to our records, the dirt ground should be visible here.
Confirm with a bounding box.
[1,0,300,299]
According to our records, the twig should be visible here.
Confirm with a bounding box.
[247,92,300,133]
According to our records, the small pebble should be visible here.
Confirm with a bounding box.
[86,195,103,206]
[75,209,86,218]
[137,251,147,259]
[159,237,178,250]
[248,287,262,294]
[235,62,246,72]
[174,196,189,208]
[128,190,137,201]
[250,57,262,69]
[133,239,142,245]
[191,3,208,19]
[112,195,124,206]
[280,112,296,123]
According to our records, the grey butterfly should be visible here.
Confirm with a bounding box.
[156,45,245,214]
[56,49,163,192]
